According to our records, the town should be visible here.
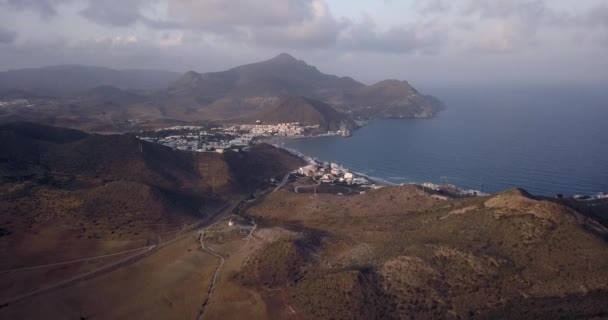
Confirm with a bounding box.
[135,122,347,153]
[293,155,372,187]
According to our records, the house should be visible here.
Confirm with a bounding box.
[321,174,336,183]
[298,165,316,176]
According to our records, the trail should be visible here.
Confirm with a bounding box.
[197,232,225,320]
[0,245,156,308]
[294,181,320,194]
[0,246,154,274]
[273,172,291,193]
[0,201,235,309]
[244,217,257,241]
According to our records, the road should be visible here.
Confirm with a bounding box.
[0,246,154,275]
[0,174,280,311]
[0,244,157,307]
[273,172,292,193]
[294,181,320,194]
[243,217,257,241]
[0,199,238,309]
[197,232,225,320]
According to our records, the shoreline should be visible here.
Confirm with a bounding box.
[272,141,608,200]
[270,141,489,196]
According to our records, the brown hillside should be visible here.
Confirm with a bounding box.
[154,53,443,122]
[0,54,443,132]
[0,122,303,269]
[244,96,356,132]
[238,183,608,319]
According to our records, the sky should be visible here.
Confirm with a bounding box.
[0,0,607,87]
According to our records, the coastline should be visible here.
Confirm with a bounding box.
[269,140,488,196]
[271,140,608,200]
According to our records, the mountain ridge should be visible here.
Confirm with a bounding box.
[244,96,356,133]
[161,53,443,121]
[0,65,181,96]
[0,54,444,132]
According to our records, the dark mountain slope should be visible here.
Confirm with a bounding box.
[159,53,443,121]
[0,122,303,269]
[246,96,356,132]
[0,65,180,96]
[0,54,443,132]
[80,85,148,105]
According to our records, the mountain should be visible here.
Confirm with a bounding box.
[79,85,147,105]
[161,53,444,121]
[0,122,303,271]
[245,96,356,133]
[350,79,445,118]
[0,54,444,133]
[233,186,608,319]
[0,65,181,96]
[7,177,606,319]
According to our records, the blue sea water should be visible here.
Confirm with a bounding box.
[281,87,608,196]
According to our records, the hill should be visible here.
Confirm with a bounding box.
[0,54,444,133]
[351,79,445,118]
[1,151,607,318]
[158,53,444,121]
[244,96,356,133]
[0,65,181,96]
[0,122,304,271]
[231,185,608,319]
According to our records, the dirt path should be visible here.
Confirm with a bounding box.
[245,217,258,241]
[0,201,237,309]
[273,172,291,193]
[0,246,154,274]
[197,232,226,320]
[0,245,156,308]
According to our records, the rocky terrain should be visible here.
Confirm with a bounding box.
[231,186,608,319]
[0,66,180,96]
[0,122,303,298]
[241,96,356,133]
[0,54,444,133]
[160,53,444,122]
[2,136,607,320]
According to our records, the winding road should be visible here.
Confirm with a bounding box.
[0,246,154,275]
[0,245,157,307]
[0,201,235,309]
[197,232,225,320]
[198,215,258,319]
[244,217,257,241]
[273,172,292,193]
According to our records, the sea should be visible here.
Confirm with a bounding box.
[280,86,608,196]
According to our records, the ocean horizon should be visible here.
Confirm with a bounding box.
[281,87,608,196]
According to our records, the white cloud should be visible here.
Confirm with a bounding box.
[341,16,447,54]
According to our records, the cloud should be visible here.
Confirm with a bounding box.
[461,0,558,53]
[0,27,17,44]
[249,1,343,48]
[415,0,451,15]
[341,17,447,54]
[79,1,145,27]
[168,0,313,31]
[0,0,73,18]
[584,4,608,28]
[166,0,343,48]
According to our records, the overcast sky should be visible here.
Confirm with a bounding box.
[0,0,607,87]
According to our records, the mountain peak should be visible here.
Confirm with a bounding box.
[270,53,299,63]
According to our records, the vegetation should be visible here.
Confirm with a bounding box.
[238,185,608,319]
